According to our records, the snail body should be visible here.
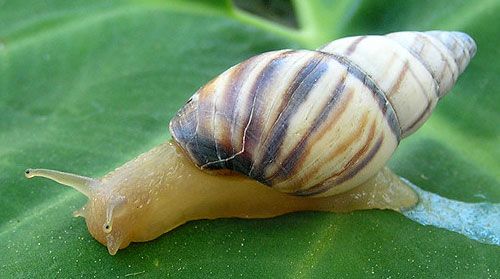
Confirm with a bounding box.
[25,31,476,255]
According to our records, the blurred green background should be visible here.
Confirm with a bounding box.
[0,0,499,277]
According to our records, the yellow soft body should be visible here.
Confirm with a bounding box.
[26,142,417,255]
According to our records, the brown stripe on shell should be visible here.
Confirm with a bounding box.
[386,60,409,97]
[194,79,230,169]
[411,34,446,95]
[419,33,457,83]
[384,43,436,123]
[268,70,349,182]
[214,55,261,163]
[294,107,368,190]
[403,59,432,103]
[345,36,366,55]
[297,136,385,196]
[169,93,201,164]
[202,50,295,170]
[333,133,384,185]
[322,117,378,182]
[296,135,384,196]
[186,79,218,166]
[387,35,440,97]
[399,63,434,130]
[400,62,435,133]
[225,51,296,174]
[241,51,296,154]
[249,53,329,183]
[294,118,382,196]
[403,97,433,134]
[324,53,402,141]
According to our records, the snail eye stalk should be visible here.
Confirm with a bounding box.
[25,168,97,197]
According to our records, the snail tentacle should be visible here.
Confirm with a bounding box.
[24,168,97,197]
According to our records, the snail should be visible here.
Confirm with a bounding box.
[25,30,476,255]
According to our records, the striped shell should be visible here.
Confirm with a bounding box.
[170,31,476,197]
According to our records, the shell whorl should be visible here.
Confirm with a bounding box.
[319,31,476,136]
[170,31,475,197]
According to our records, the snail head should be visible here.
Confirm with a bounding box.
[24,168,138,255]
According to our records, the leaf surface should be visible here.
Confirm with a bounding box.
[1,0,499,277]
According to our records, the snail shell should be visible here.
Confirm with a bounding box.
[170,31,476,197]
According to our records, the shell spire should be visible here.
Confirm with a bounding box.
[385,31,476,97]
[319,31,476,137]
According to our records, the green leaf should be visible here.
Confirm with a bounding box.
[1,0,499,277]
